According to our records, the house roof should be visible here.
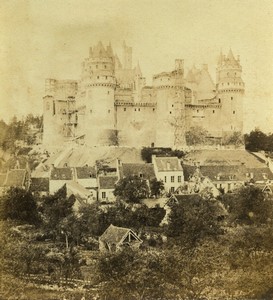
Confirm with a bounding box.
[4,169,26,187]
[245,167,273,181]
[30,177,49,192]
[50,168,73,180]
[154,156,182,172]
[199,165,246,181]
[100,224,141,244]
[98,175,118,189]
[119,163,155,180]
[182,164,197,181]
[173,194,203,202]
[76,166,96,179]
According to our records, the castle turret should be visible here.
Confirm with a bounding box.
[153,59,186,148]
[216,49,244,135]
[79,41,117,146]
[122,41,132,70]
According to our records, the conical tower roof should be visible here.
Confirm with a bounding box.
[134,61,142,76]
[92,41,107,57]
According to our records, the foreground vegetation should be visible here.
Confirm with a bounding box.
[0,184,273,299]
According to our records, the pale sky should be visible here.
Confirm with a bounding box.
[0,0,273,132]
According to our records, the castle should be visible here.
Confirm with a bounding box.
[43,42,244,148]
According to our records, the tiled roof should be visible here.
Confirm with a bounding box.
[50,168,73,180]
[0,173,7,186]
[4,169,26,187]
[30,177,49,192]
[100,224,141,244]
[154,157,182,172]
[76,167,96,179]
[199,165,246,181]
[182,164,197,181]
[120,163,155,180]
[98,175,118,189]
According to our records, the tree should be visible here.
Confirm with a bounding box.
[40,185,75,241]
[114,176,149,203]
[223,131,244,146]
[150,178,164,198]
[166,196,225,247]
[186,126,209,145]
[244,128,268,151]
[220,186,273,225]
[0,187,40,225]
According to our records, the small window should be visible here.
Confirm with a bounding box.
[108,110,111,113]
[170,111,172,114]
[178,176,181,183]
[164,176,167,183]
[102,192,106,199]
[104,65,107,69]
[124,108,126,112]
[170,187,175,193]
[213,110,215,114]
[197,110,199,113]
[172,104,174,107]
[138,108,140,111]
[135,108,137,111]
[219,98,221,103]
[139,173,143,178]
[90,109,92,113]
[153,108,155,111]
[97,76,99,79]
[231,97,233,100]
[228,82,230,85]
[106,76,108,80]
[233,111,235,114]
[107,91,110,95]
[171,176,174,183]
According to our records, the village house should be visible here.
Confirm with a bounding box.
[97,175,118,202]
[152,155,184,193]
[29,177,50,197]
[0,169,30,196]
[49,167,74,194]
[99,224,143,252]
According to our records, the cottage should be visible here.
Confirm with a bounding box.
[49,167,73,194]
[99,224,143,252]
[29,177,50,196]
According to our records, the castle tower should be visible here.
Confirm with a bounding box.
[216,49,245,136]
[153,59,186,148]
[122,41,132,70]
[80,41,117,146]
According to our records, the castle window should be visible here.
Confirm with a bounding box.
[90,109,92,113]
[153,108,155,111]
[172,104,174,107]
[213,110,215,113]
[97,76,99,79]
[231,96,233,100]
[104,65,107,69]
[233,111,235,114]
[138,108,140,111]
[124,108,126,112]
[227,72,229,76]
[108,110,111,113]
[219,98,221,103]
[135,108,137,111]
[106,76,108,80]
[228,83,230,85]
[197,110,199,113]
[107,91,110,94]
[170,111,172,114]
